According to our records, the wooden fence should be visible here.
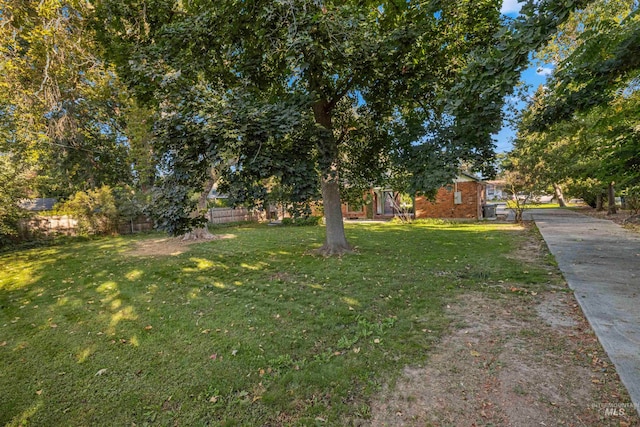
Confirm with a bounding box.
[18,208,257,238]
[19,215,153,237]
[19,215,78,237]
[207,207,259,224]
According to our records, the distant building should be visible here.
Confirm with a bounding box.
[485,180,507,201]
[342,173,488,221]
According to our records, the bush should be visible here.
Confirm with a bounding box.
[623,185,640,214]
[0,156,31,248]
[281,216,322,226]
[56,186,118,235]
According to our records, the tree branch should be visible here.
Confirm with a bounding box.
[327,76,355,111]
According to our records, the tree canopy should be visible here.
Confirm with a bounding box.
[0,0,141,197]
[91,0,588,253]
[511,0,639,205]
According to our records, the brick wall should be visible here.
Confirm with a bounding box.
[415,181,483,219]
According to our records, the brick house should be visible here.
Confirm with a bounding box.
[342,172,487,220]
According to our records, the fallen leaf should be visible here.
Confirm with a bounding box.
[353,347,361,354]
[0,341,6,347]
[470,350,481,357]
[373,338,380,344]
[231,349,238,356]
[95,368,107,376]
[144,325,153,330]
[36,390,43,395]
[209,353,217,360]
[209,396,218,403]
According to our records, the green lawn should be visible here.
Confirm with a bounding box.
[0,221,557,426]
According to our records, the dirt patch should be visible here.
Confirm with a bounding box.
[504,223,546,264]
[370,291,639,426]
[128,234,235,257]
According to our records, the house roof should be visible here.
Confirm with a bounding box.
[458,171,484,182]
[19,198,57,211]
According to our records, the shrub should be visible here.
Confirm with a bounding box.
[56,186,118,235]
[0,156,31,248]
[281,216,322,226]
[623,185,640,214]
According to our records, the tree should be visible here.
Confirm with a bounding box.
[94,0,590,254]
[0,0,137,198]
[529,1,640,130]
[511,1,639,210]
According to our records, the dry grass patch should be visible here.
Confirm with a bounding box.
[128,234,236,257]
[370,291,638,426]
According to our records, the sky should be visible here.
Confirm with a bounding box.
[494,0,552,153]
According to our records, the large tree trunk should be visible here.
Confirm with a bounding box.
[319,177,352,255]
[608,181,617,215]
[553,183,566,207]
[181,177,216,240]
[313,100,352,256]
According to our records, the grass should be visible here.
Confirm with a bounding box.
[0,221,559,426]
[505,201,564,209]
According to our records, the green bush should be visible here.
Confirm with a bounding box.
[0,156,31,248]
[56,186,118,235]
[281,216,322,226]
[623,185,640,214]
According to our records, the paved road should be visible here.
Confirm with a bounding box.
[531,209,640,415]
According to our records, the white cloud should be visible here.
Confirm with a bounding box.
[500,0,522,14]
[536,67,553,76]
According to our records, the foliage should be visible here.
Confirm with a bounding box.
[0,155,31,247]
[146,177,208,236]
[511,1,640,203]
[280,216,322,227]
[622,185,640,213]
[56,186,118,235]
[0,0,139,198]
[529,1,640,129]
[112,185,148,222]
[0,221,560,425]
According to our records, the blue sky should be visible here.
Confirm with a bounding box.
[495,0,552,153]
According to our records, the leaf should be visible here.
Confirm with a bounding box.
[36,390,43,395]
[209,353,218,360]
[470,350,481,357]
[95,368,107,376]
[144,325,153,330]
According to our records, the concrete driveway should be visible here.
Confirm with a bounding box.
[531,209,640,416]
